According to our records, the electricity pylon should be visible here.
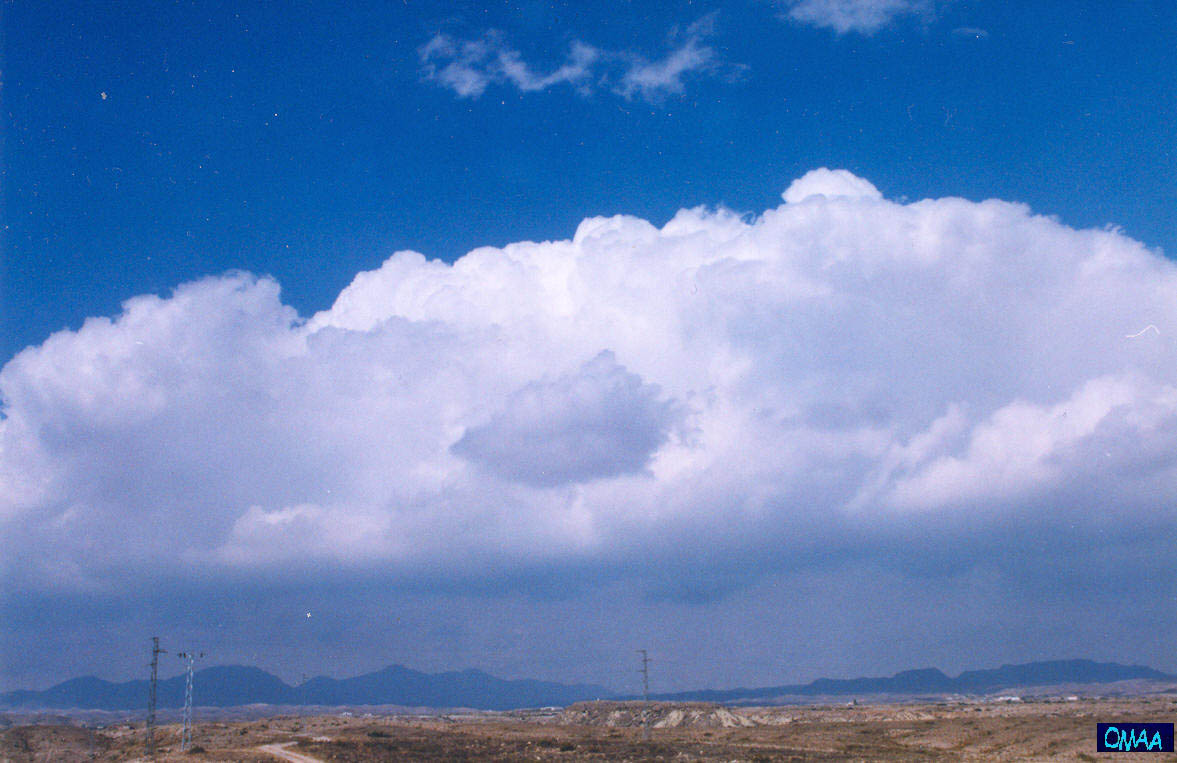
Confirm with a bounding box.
[145,637,166,759]
[177,651,205,752]
[637,649,651,740]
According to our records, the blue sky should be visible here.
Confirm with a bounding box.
[2,1,1177,692]
[6,0,1174,362]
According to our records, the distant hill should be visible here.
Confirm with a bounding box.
[289,665,610,710]
[2,659,1171,711]
[0,664,609,711]
[650,659,1176,703]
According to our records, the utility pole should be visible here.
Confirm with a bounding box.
[145,636,166,759]
[637,649,651,740]
[177,651,205,752]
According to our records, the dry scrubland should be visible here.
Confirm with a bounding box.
[3,696,1176,761]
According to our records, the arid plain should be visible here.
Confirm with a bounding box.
[4,694,1176,762]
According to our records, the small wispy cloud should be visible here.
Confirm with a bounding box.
[419,17,723,103]
[779,0,943,35]
[615,17,719,101]
[951,26,989,39]
[419,32,598,99]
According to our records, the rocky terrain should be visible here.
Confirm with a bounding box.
[3,692,1176,761]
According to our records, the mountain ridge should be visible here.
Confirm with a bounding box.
[2,659,1172,711]
[0,663,609,712]
[648,659,1175,703]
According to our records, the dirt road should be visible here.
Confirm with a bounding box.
[256,741,324,763]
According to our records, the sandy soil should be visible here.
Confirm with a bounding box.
[2,694,1175,761]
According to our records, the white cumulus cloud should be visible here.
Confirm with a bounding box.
[782,168,883,203]
[3,170,1177,599]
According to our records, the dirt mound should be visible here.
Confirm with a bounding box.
[558,701,756,728]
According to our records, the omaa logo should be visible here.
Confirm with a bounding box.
[1097,723,1174,752]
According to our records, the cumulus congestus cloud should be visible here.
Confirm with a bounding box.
[2,169,1176,595]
